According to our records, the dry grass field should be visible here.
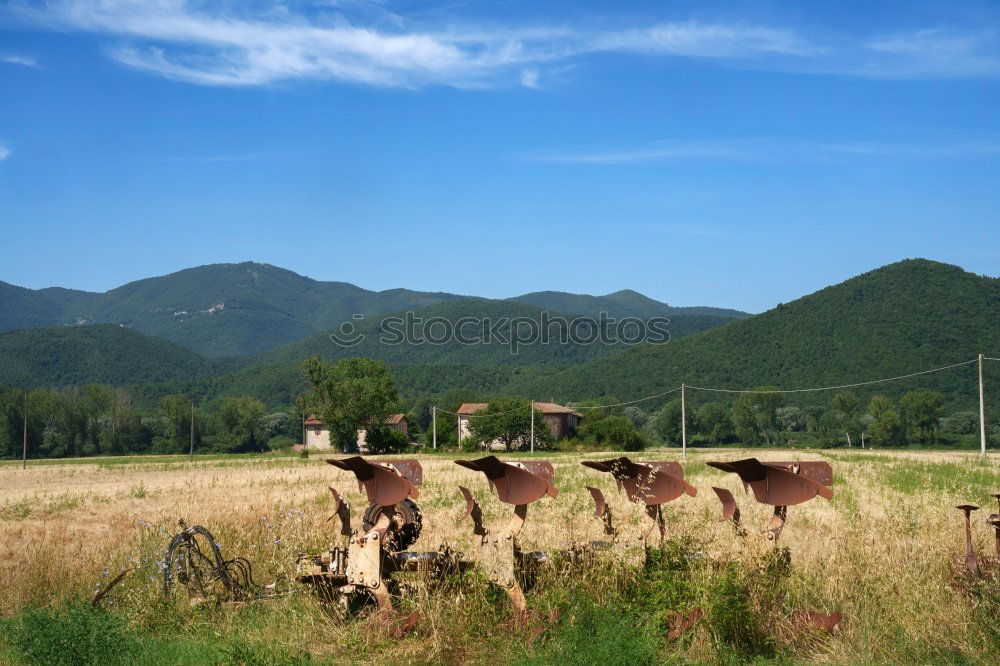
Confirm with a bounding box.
[1,448,999,664]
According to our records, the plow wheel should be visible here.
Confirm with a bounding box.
[163,525,234,602]
[362,499,422,552]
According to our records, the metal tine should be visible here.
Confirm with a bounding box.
[957,504,980,577]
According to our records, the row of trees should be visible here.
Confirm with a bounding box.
[3,354,994,459]
[0,386,295,459]
[644,388,983,448]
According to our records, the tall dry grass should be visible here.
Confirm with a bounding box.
[0,448,998,663]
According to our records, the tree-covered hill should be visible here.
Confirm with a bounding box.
[507,259,1000,411]
[252,297,737,368]
[509,289,750,320]
[0,262,741,357]
[0,325,217,387]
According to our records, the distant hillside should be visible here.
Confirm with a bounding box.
[507,259,1000,409]
[254,298,739,368]
[0,262,741,357]
[511,289,749,320]
[0,325,215,387]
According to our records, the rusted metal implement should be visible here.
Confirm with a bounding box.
[580,457,696,564]
[163,520,262,602]
[297,457,463,617]
[988,494,1000,559]
[455,456,558,612]
[956,504,980,578]
[707,459,833,541]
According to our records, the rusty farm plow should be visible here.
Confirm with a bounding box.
[153,454,884,636]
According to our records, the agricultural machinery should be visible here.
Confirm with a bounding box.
[294,457,466,616]
[707,459,833,542]
[580,457,697,565]
[155,454,847,635]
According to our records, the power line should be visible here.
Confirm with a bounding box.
[433,357,982,417]
[571,386,682,409]
[686,358,979,394]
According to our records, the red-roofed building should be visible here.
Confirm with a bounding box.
[455,401,581,447]
[303,413,409,451]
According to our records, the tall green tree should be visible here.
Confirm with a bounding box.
[697,402,733,444]
[216,396,267,452]
[831,390,861,446]
[652,398,694,445]
[867,395,901,447]
[301,356,399,452]
[900,391,945,444]
[154,394,194,454]
[732,389,783,446]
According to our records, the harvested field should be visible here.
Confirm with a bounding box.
[1,448,999,664]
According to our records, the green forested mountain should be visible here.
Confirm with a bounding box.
[2,259,996,418]
[0,325,216,387]
[506,259,1000,411]
[0,262,742,357]
[253,297,736,367]
[0,263,467,357]
[511,289,749,320]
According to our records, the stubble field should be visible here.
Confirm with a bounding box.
[1,448,999,664]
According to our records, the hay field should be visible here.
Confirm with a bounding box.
[1,449,999,664]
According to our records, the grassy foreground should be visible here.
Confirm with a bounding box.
[1,449,999,664]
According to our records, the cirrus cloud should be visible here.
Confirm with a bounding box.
[7,1,1000,88]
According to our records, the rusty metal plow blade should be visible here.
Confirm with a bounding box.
[455,457,557,612]
[988,494,1000,560]
[580,457,695,564]
[707,459,833,542]
[325,486,352,537]
[711,487,741,528]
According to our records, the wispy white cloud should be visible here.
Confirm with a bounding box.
[9,1,819,88]
[521,138,1000,164]
[8,2,1000,87]
[1,53,39,68]
[0,146,10,161]
[593,23,815,58]
[519,68,539,89]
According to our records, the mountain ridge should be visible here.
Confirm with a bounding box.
[0,261,747,357]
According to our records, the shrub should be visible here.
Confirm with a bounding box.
[580,415,647,451]
[365,426,409,454]
[6,602,141,665]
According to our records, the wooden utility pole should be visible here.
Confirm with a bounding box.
[530,401,535,455]
[22,391,28,470]
[189,402,195,462]
[432,406,437,450]
[980,353,987,459]
[680,384,687,461]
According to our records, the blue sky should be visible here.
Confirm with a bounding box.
[1,0,998,312]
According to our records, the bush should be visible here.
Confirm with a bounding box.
[266,434,297,451]
[941,411,980,435]
[6,602,141,665]
[365,426,409,454]
[579,415,647,451]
